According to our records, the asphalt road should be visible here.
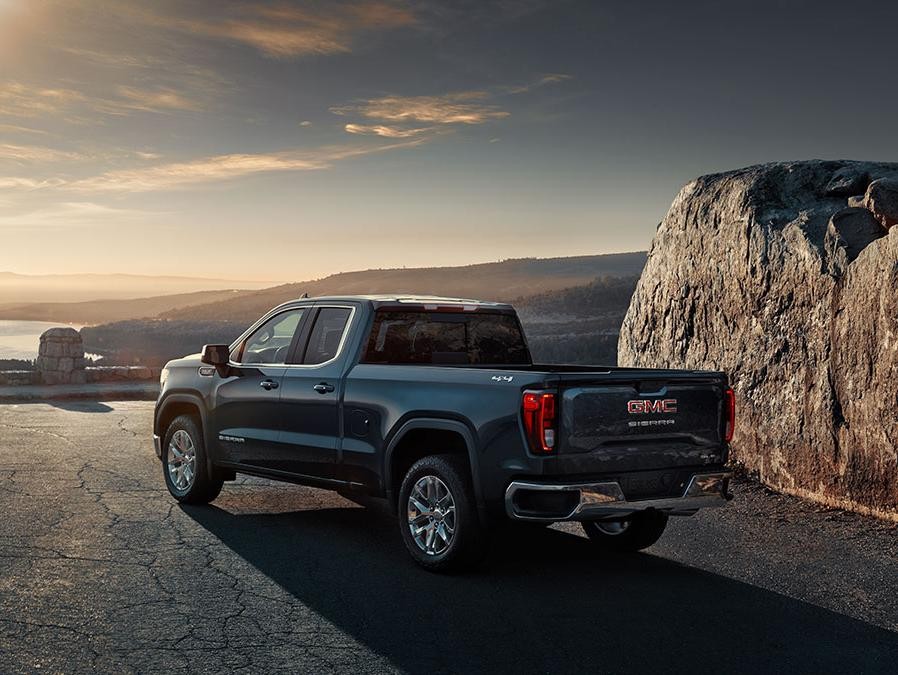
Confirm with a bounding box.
[1,401,897,674]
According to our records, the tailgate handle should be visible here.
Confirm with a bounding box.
[637,382,667,396]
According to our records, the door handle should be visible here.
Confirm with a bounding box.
[260,379,279,390]
[313,382,335,394]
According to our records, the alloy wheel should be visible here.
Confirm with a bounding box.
[167,429,197,492]
[407,475,456,556]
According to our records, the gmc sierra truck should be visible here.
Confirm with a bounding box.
[154,295,735,571]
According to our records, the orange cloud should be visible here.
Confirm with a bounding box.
[140,2,417,58]
[64,140,426,193]
[344,123,435,138]
[105,86,200,114]
[0,143,84,162]
[0,177,65,190]
[333,92,510,125]
[0,82,85,118]
[0,123,48,135]
[0,80,201,120]
[504,73,573,94]
[333,74,571,137]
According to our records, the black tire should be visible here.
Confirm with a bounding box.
[397,454,488,573]
[581,511,669,552]
[161,415,223,504]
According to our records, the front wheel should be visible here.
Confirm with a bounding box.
[162,415,223,504]
[581,511,669,552]
[398,454,488,573]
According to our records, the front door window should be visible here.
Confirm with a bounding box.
[234,309,305,365]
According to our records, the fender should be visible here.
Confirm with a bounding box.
[383,417,485,514]
[155,391,216,472]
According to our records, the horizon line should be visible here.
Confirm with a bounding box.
[0,249,649,285]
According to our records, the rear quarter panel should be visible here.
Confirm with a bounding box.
[341,364,546,502]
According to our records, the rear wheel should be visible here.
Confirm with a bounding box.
[162,415,223,504]
[581,511,668,552]
[398,454,487,573]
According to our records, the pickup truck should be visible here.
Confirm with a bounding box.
[154,295,734,571]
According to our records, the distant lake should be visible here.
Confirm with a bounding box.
[0,320,82,361]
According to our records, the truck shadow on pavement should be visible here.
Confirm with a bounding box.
[184,503,898,674]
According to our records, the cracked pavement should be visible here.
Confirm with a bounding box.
[1,401,897,674]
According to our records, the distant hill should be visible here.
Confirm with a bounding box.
[0,289,253,325]
[81,275,641,367]
[81,320,245,366]
[0,271,273,305]
[516,275,640,365]
[79,255,647,367]
[161,253,647,323]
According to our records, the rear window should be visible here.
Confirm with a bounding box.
[362,310,531,366]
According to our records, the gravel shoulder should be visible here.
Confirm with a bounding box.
[1,401,896,674]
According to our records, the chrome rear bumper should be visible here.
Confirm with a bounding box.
[505,472,732,522]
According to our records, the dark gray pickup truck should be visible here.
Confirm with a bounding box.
[154,295,734,571]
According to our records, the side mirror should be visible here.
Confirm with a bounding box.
[201,344,230,366]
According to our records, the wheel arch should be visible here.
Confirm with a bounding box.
[155,392,207,433]
[384,417,484,517]
[155,393,211,465]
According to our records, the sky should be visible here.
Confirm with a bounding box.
[1,0,897,282]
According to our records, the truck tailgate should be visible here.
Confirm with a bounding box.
[555,375,727,474]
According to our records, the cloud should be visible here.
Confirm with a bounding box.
[136,2,417,59]
[55,44,230,109]
[332,74,571,138]
[0,123,48,135]
[103,86,200,114]
[333,91,510,125]
[0,201,150,229]
[504,73,573,94]
[0,82,85,118]
[0,80,201,121]
[344,123,435,138]
[0,143,84,163]
[64,140,425,193]
[57,47,158,69]
[0,144,167,164]
[0,177,66,190]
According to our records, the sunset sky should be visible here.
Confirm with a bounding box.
[1,0,897,281]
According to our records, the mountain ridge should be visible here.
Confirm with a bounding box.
[160,252,648,323]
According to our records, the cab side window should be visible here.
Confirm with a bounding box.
[234,309,304,365]
[303,308,352,365]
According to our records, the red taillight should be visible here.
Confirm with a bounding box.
[724,388,736,442]
[522,391,556,453]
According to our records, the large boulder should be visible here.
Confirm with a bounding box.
[619,160,898,519]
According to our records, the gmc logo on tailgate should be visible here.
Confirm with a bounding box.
[628,399,678,414]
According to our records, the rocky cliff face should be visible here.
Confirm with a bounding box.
[619,160,898,519]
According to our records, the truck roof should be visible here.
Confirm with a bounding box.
[288,294,515,310]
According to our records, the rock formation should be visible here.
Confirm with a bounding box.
[37,327,87,385]
[619,160,898,519]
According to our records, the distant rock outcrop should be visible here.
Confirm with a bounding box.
[619,160,898,519]
[37,327,86,385]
